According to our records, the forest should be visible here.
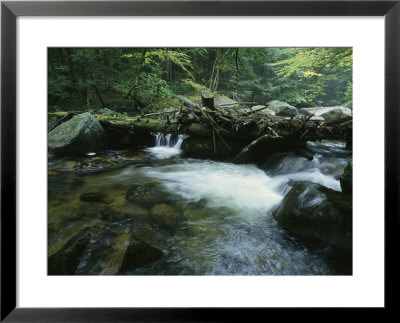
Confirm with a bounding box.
[48,47,353,276]
[48,47,352,112]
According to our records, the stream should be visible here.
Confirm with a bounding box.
[48,135,352,275]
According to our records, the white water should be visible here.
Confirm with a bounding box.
[143,161,283,218]
[139,136,347,215]
[144,133,184,159]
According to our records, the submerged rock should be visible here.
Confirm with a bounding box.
[125,183,165,207]
[77,202,121,221]
[48,112,106,155]
[272,181,352,252]
[48,226,103,275]
[266,100,298,117]
[80,192,111,204]
[48,223,163,275]
[118,238,163,273]
[150,203,177,226]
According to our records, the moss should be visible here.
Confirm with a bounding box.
[97,115,136,123]
[145,97,181,110]
[145,94,201,111]
[48,111,69,117]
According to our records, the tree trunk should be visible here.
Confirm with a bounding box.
[200,90,215,110]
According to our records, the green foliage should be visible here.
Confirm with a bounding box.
[273,48,352,103]
[48,47,352,111]
[344,81,353,101]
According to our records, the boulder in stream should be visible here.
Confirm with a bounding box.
[249,105,276,116]
[272,181,352,252]
[298,106,352,123]
[48,112,106,155]
[266,100,298,117]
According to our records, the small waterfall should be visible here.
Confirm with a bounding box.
[145,133,184,159]
[154,133,184,149]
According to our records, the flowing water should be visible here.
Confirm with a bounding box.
[48,134,352,275]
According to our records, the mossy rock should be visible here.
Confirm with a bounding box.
[48,112,106,155]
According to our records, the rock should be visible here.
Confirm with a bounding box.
[118,238,163,273]
[340,161,352,195]
[79,192,111,204]
[48,112,106,155]
[319,159,347,179]
[320,108,348,123]
[48,115,61,132]
[250,105,276,116]
[266,100,298,117]
[74,151,145,174]
[214,96,239,109]
[298,106,352,123]
[96,232,132,275]
[272,182,352,251]
[48,226,103,275]
[125,183,165,207]
[150,203,177,226]
[132,226,165,252]
[309,115,325,121]
[77,201,120,221]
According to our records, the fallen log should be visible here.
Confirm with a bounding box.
[99,115,352,143]
[144,109,180,117]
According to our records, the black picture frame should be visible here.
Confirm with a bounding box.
[1,0,399,321]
